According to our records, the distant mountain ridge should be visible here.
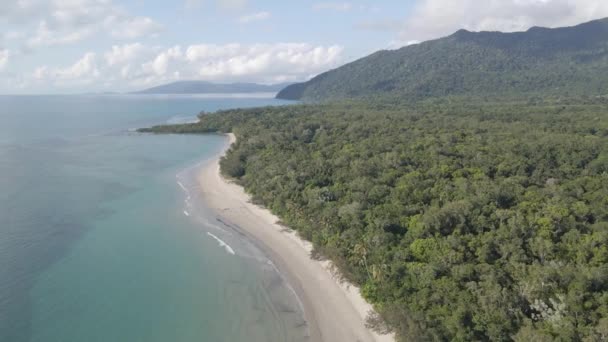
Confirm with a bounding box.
[277,18,608,101]
[135,81,292,94]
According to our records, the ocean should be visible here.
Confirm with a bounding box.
[0,95,308,342]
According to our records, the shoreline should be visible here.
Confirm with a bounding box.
[197,133,395,342]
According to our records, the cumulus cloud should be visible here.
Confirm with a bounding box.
[184,0,249,11]
[0,49,9,71]
[26,42,343,91]
[7,0,162,49]
[4,31,25,40]
[49,0,116,27]
[395,0,608,45]
[0,1,47,23]
[185,44,242,61]
[104,43,146,66]
[181,43,343,83]
[34,52,100,84]
[107,16,163,39]
[27,21,93,47]
[238,11,271,24]
[57,52,99,79]
[142,46,183,76]
[313,2,353,11]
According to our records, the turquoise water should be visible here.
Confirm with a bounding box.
[0,95,308,342]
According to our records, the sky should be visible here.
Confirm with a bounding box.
[1,0,608,94]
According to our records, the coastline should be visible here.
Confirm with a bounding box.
[197,133,395,342]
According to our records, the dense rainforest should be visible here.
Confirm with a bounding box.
[141,97,608,341]
[277,18,608,101]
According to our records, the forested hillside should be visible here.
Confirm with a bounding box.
[141,97,608,341]
[277,18,608,101]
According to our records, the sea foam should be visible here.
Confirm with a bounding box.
[207,232,236,255]
[177,181,188,192]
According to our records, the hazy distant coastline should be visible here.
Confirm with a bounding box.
[133,81,293,95]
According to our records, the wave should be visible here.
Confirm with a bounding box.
[206,232,236,255]
[176,181,188,192]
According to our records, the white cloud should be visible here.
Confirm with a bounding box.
[149,54,170,76]
[92,42,344,89]
[396,0,608,45]
[388,39,420,50]
[57,52,99,79]
[4,31,26,40]
[179,43,344,83]
[0,49,9,71]
[20,42,343,92]
[6,0,162,49]
[238,11,271,24]
[313,2,353,11]
[142,46,183,76]
[0,0,47,23]
[104,43,146,66]
[184,0,249,11]
[120,64,131,78]
[107,16,163,39]
[34,52,100,83]
[185,44,242,61]
[49,0,116,27]
[27,20,93,47]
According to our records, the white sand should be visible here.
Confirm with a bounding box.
[198,133,395,342]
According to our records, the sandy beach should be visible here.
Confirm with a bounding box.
[197,133,395,342]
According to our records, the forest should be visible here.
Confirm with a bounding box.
[141,96,608,341]
[277,18,608,101]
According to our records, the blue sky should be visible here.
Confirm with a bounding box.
[1,0,607,94]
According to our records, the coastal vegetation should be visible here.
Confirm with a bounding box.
[141,97,608,341]
[139,17,608,341]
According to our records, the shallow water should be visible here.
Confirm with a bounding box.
[0,95,308,342]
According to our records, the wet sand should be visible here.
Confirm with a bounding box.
[197,133,395,342]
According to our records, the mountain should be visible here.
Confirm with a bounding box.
[277,18,608,101]
[135,81,292,94]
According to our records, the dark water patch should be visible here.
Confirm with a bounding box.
[0,136,153,341]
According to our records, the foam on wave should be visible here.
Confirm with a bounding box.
[206,232,236,255]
